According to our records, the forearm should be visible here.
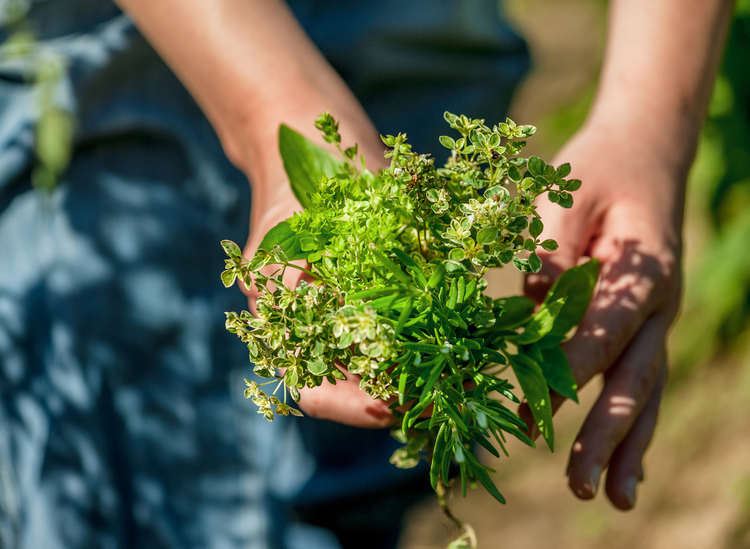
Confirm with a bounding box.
[114,0,382,199]
[588,0,734,179]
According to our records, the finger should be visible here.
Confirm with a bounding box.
[561,237,670,388]
[297,369,395,429]
[566,315,669,500]
[605,359,667,510]
[518,245,665,438]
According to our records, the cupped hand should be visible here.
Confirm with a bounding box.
[521,119,685,510]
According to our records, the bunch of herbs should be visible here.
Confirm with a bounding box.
[222,112,598,548]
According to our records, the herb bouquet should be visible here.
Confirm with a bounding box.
[222,112,598,548]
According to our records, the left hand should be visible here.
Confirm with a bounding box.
[521,116,685,510]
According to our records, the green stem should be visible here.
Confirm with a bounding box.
[279,261,318,280]
[427,435,477,549]
[436,479,477,549]
[416,221,426,260]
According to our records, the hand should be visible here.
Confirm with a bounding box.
[521,118,684,510]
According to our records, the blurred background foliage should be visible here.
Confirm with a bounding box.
[671,0,750,378]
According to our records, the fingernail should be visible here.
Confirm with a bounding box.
[624,476,638,508]
[588,465,602,497]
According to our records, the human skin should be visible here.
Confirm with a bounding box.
[115,0,734,510]
[522,0,735,510]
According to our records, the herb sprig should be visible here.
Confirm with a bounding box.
[222,112,598,548]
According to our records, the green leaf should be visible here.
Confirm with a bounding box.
[510,353,554,451]
[541,239,559,251]
[556,163,572,178]
[284,368,299,386]
[439,135,456,149]
[221,269,237,288]
[373,250,412,285]
[392,249,429,287]
[257,220,310,261]
[477,226,499,245]
[36,107,74,174]
[443,111,459,125]
[454,444,465,463]
[478,347,507,365]
[306,357,328,375]
[403,395,435,431]
[427,263,446,290]
[564,179,582,191]
[395,299,414,337]
[459,463,468,498]
[527,156,545,177]
[557,191,574,209]
[391,248,419,270]
[471,431,500,458]
[441,427,453,486]
[506,216,528,234]
[279,124,345,209]
[538,345,579,403]
[543,259,600,338]
[464,278,478,301]
[347,287,401,301]
[221,240,243,258]
[493,296,535,328]
[514,297,566,344]
[420,358,447,401]
[368,292,407,310]
[448,248,465,262]
[529,218,543,239]
[467,453,506,504]
[431,423,448,489]
[402,342,442,353]
[247,255,268,271]
[528,252,543,273]
[447,281,458,309]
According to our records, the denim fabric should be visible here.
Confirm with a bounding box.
[0,2,528,548]
[289,0,530,155]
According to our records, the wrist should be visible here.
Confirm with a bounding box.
[224,75,386,186]
[583,98,701,184]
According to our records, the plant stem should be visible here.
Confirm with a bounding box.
[416,222,426,260]
[280,261,317,280]
[436,479,477,549]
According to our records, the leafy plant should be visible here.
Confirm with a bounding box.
[222,112,598,548]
